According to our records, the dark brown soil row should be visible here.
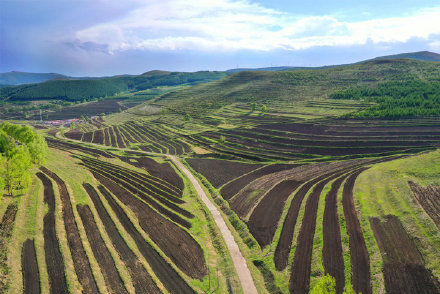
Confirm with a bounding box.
[128,156,184,193]
[258,122,440,136]
[83,184,160,293]
[96,184,196,293]
[64,130,83,141]
[205,132,409,156]
[221,164,296,200]
[40,167,99,293]
[408,181,440,229]
[21,239,40,294]
[82,131,93,143]
[92,129,104,145]
[342,170,372,294]
[186,158,263,188]
[83,164,192,227]
[113,126,126,148]
[87,156,181,198]
[289,171,346,294]
[36,172,69,294]
[108,126,117,147]
[0,202,18,292]
[224,129,438,147]
[77,205,128,294]
[46,138,114,158]
[92,172,207,279]
[255,127,440,142]
[82,157,183,203]
[370,215,440,294]
[322,174,349,294]
[247,180,302,248]
[103,128,111,146]
[118,126,136,143]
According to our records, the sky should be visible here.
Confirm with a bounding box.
[1,0,440,76]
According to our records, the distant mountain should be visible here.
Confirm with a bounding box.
[226,51,440,73]
[371,51,440,62]
[0,71,69,85]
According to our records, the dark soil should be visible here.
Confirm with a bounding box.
[322,174,349,294]
[92,172,207,279]
[370,215,440,294]
[36,172,68,294]
[342,170,372,294]
[77,205,128,294]
[97,184,196,293]
[408,181,440,229]
[40,167,99,293]
[21,239,40,294]
[83,184,161,293]
[247,180,302,248]
[186,158,263,188]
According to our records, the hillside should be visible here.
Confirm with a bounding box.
[0,71,228,102]
[0,71,68,85]
[226,50,440,73]
[153,58,440,117]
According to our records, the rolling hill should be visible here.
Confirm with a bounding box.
[0,71,68,86]
[154,58,440,118]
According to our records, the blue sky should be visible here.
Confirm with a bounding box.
[1,0,440,76]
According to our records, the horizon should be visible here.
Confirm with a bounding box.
[0,50,437,77]
[1,0,440,76]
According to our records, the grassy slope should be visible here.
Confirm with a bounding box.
[354,150,440,286]
[153,59,440,117]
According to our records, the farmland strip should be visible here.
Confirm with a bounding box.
[83,165,192,227]
[36,172,68,294]
[221,164,295,200]
[92,172,207,279]
[77,205,128,294]
[0,201,18,293]
[103,128,110,146]
[289,171,346,293]
[322,174,349,294]
[408,181,440,229]
[370,215,440,293]
[97,184,196,293]
[40,167,99,293]
[21,239,40,294]
[342,170,372,294]
[108,126,117,147]
[81,157,183,203]
[113,126,126,148]
[83,184,160,293]
[247,179,302,248]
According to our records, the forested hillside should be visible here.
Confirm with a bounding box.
[0,71,227,102]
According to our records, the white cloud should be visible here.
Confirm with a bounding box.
[73,0,440,52]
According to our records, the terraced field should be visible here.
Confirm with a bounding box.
[50,111,440,293]
[0,140,241,294]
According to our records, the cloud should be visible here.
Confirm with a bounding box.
[71,0,440,53]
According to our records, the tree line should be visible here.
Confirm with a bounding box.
[331,79,440,119]
[0,122,47,199]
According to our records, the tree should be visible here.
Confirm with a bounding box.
[250,102,257,112]
[184,113,191,121]
[310,275,336,294]
[4,146,32,195]
[261,104,267,114]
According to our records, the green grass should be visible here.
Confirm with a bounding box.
[354,150,440,280]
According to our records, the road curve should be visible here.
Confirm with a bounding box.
[54,132,258,293]
[169,155,258,294]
